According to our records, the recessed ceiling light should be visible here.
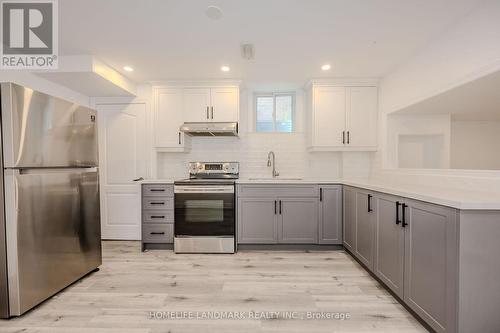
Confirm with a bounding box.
[206,6,223,20]
[220,65,230,72]
[321,64,331,71]
[123,66,134,72]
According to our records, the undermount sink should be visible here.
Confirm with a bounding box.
[248,178,303,181]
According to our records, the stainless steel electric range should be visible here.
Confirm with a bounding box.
[174,162,238,253]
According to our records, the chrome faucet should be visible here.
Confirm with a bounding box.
[267,151,279,178]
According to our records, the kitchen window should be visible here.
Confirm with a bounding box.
[255,92,295,133]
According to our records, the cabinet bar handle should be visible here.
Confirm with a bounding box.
[396,201,401,225]
[279,200,282,215]
[319,188,323,202]
[402,203,408,227]
[178,132,181,145]
[151,215,165,219]
[150,202,165,205]
[342,131,345,144]
[206,106,209,119]
[211,106,214,119]
[368,194,373,212]
[274,200,277,215]
[347,131,350,144]
[150,232,165,235]
[150,189,165,192]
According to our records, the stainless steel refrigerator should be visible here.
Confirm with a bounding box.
[0,83,101,318]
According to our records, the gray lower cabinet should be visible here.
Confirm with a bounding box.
[280,197,318,243]
[403,199,457,333]
[237,184,331,245]
[142,224,174,243]
[346,185,500,333]
[373,192,405,299]
[319,185,342,244]
[354,189,375,270]
[141,183,174,251]
[342,186,356,252]
[237,196,319,244]
[343,185,376,266]
[237,198,277,244]
[346,186,458,333]
[369,191,457,333]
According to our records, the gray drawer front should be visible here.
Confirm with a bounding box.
[143,197,174,210]
[142,224,174,243]
[237,185,319,198]
[142,184,174,197]
[143,211,174,223]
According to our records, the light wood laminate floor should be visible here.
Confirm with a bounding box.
[0,241,427,332]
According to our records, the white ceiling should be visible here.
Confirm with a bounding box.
[396,69,500,121]
[59,0,484,85]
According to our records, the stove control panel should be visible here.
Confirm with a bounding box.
[188,162,239,177]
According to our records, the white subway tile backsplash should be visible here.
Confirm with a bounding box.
[156,133,364,180]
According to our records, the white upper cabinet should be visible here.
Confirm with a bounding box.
[210,87,239,122]
[183,87,239,123]
[183,88,211,122]
[308,82,378,151]
[346,87,378,148]
[312,86,346,148]
[152,83,239,152]
[153,87,190,152]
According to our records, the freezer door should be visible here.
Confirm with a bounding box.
[1,83,98,168]
[4,168,101,316]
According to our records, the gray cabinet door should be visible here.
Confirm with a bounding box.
[237,198,278,244]
[403,200,457,333]
[342,186,356,252]
[354,189,375,270]
[319,185,342,244]
[279,197,318,244]
[374,193,405,298]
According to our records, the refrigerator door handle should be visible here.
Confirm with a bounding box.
[17,167,99,175]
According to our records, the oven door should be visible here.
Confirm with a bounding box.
[174,185,235,237]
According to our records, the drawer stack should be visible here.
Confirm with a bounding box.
[141,183,174,251]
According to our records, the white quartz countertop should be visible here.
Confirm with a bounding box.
[139,178,500,210]
[236,179,343,184]
[341,180,500,210]
[139,178,175,184]
[237,178,500,210]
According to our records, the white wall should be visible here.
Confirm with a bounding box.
[375,0,500,193]
[451,121,500,170]
[379,0,500,115]
[387,114,451,169]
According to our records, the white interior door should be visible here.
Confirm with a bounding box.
[313,86,346,147]
[183,88,211,122]
[210,87,239,122]
[97,103,147,240]
[346,87,378,147]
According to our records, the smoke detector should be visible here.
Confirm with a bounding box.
[206,6,223,20]
[241,44,254,60]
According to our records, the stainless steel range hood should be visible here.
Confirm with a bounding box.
[180,122,239,137]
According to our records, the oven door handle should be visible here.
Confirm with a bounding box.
[174,186,234,194]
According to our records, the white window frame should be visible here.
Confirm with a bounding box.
[254,92,295,133]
